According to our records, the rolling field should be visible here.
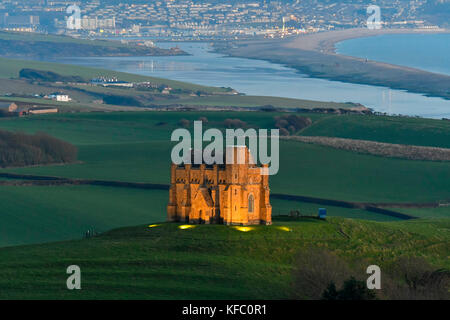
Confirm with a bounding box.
[0,185,407,248]
[301,114,450,148]
[0,57,222,93]
[271,198,402,222]
[150,94,360,109]
[1,112,449,202]
[0,111,449,247]
[394,206,450,219]
[0,217,448,299]
[0,185,167,247]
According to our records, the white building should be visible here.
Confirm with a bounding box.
[56,95,71,102]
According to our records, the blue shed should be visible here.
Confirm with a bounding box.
[318,208,327,219]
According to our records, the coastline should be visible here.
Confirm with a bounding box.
[216,28,450,101]
[284,27,450,54]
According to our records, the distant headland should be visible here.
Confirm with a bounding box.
[0,31,187,58]
[216,28,450,101]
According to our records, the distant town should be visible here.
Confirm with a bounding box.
[0,0,447,40]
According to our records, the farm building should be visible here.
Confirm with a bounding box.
[1,102,58,116]
[28,107,58,115]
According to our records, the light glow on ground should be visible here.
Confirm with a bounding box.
[178,225,196,230]
[234,226,253,232]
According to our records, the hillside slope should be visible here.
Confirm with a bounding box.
[0,218,448,299]
[0,31,185,58]
[1,111,450,247]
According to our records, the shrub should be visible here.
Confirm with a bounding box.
[292,248,351,300]
[178,119,190,128]
[279,128,290,136]
[102,94,143,107]
[0,110,18,118]
[382,256,450,300]
[274,115,312,134]
[260,105,277,112]
[0,130,77,167]
[19,68,84,83]
[223,119,247,129]
[322,277,377,300]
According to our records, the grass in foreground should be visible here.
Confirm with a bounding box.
[0,217,448,299]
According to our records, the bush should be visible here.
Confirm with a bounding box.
[279,128,290,136]
[223,119,247,129]
[322,277,377,300]
[102,94,143,107]
[260,105,277,112]
[178,119,190,128]
[0,130,77,167]
[0,110,18,118]
[292,248,351,300]
[292,249,449,300]
[19,68,84,83]
[274,115,312,135]
[382,256,450,300]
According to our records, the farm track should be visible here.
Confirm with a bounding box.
[0,172,434,220]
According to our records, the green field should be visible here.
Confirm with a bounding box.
[0,57,220,92]
[0,184,407,248]
[0,111,449,248]
[0,218,448,299]
[301,114,450,148]
[271,198,402,222]
[1,112,449,203]
[394,206,450,219]
[0,185,167,247]
[150,94,358,109]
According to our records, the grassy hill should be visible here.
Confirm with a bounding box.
[0,217,448,299]
[0,186,167,247]
[301,114,450,148]
[0,111,448,203]
[0,111,449,247]
[0,57,221,93]
[0,31,185,58]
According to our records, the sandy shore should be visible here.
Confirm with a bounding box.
[217,28,450,101]
[284,28,450,54]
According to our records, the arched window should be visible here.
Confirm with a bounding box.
[248,194,254,213]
